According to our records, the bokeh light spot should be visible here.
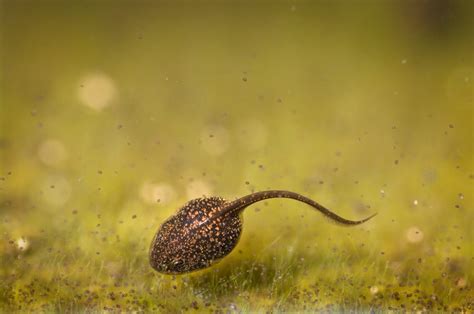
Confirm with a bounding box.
[200,125,230,156]
[42,175,72,206]
[237,119,268,151]
[140,182,177,205]
[77,72,117,111]
[186,179,213,199]
[406,226,424,243]
[37,139,68,166]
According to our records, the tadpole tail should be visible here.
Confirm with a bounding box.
[219,190,377,226]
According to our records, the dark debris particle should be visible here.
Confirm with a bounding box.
[242,77,247,82]
[394,160,399,165]
[132,215,137,219]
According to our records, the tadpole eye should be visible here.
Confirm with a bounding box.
[171,259,184,269]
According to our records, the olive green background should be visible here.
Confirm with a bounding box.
[1,0,473,311]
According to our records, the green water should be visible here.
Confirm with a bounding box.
[1,1,473,312]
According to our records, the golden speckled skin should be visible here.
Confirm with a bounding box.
[149,197,242,274]
[149,190,376,274]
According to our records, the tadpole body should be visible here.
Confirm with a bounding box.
[149,190,376,274]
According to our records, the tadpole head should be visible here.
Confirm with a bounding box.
[149,219,193,274]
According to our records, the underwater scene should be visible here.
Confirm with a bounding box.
[1,1,473,312]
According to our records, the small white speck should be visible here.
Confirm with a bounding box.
[16,237,29,251]
[413,199,418,206]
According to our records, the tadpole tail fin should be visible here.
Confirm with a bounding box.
[218,190,377,226]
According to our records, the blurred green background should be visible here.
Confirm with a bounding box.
[1,0,473,311]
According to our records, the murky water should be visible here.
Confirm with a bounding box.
[1,1,473,311]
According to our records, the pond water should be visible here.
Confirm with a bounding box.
[1,1,473,312]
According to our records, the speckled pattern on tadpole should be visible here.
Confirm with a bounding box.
[149,190,376,274]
